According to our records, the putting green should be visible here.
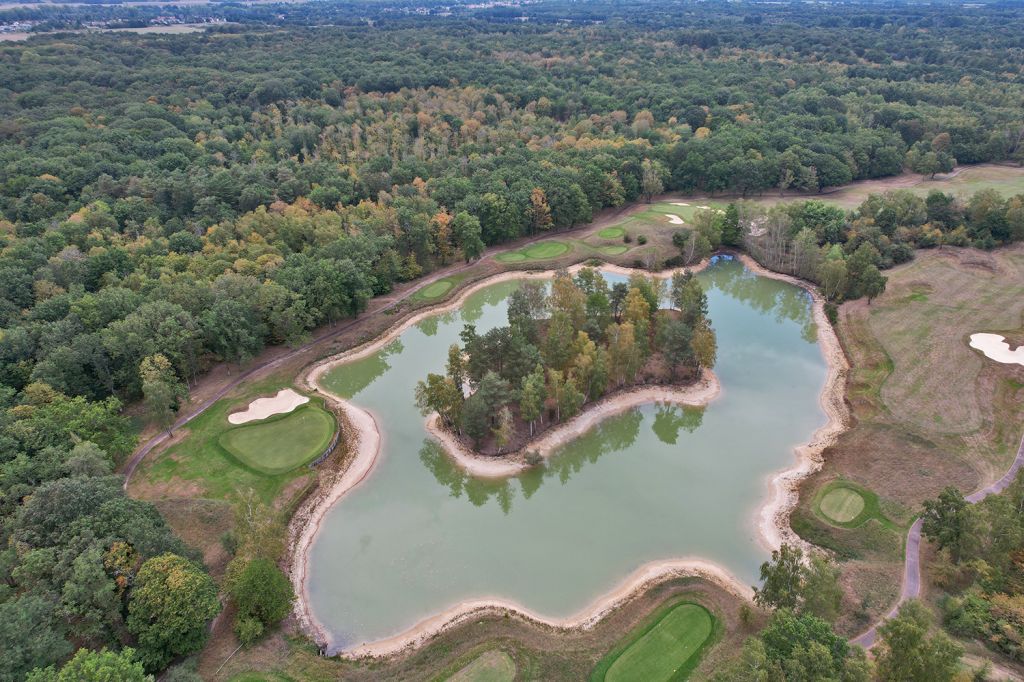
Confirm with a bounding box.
[414,279,454,300]
[447,650,516,682]
[600,245,629,255]
[602,604,714,682]
[597,226,625,239]
[819,486,866,523]
[495,241,569,262]
[218,403,336,475]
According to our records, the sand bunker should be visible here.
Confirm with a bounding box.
[970,333,1024,366]
[228,388,309,424]
[665,214,684,225]
[671,202,691,207]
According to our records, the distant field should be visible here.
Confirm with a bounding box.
[219,403,335,475]
[591,602,716,682]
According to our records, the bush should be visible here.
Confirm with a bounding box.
[824,302,839,325]
[637,235,648,245]
[227,558,295,645]
[234,615,264,647]
[623,233,632,243]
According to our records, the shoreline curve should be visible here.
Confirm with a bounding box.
[288,254,849,658]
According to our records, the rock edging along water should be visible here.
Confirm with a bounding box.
[424,373,721,478]
[289,256,849,658]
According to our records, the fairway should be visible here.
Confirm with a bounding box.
[218,403,336,475]
[819,486,866,523]
[414,279,454,300]
[597,226,625,239]
[601,604,714,682]
[447,650,516,682]
[495,241,569,262]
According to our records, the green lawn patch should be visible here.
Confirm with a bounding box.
[495,240,569,262]
[813,479,898,530]
[218,402,336,475]
[446,650,516,682]
[413,278,455,301]
[597,226,625,239]
[591,601,718,682]
[819,487,866,523]
[599,245,629,255]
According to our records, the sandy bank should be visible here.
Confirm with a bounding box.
[342,557,752,658]
[734,254,851,552]
[290,254,848,657]
[425,373,721,478]
[228,388,309,424]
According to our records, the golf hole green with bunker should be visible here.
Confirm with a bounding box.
[218,400,336,475]
[307,257,830,655]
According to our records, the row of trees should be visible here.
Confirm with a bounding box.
[415,268,716,452]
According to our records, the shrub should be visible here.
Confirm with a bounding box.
[824,302,839,325]
[637,235,648,245]
[623,233,632,243]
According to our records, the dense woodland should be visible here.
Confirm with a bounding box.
[1,0,1024,678]
[415,268,715,453]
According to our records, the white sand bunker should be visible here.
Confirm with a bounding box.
[665,214,684,225]
[228,388,309,424]
[671,202,690,207]
[969,333,1024,366]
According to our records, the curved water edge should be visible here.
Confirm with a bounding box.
[425,374,721,479]
[288,254,850,658]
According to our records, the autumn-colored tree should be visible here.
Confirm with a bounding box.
[527,188,553,233]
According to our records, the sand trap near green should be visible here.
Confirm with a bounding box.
[603,604,713,682]
[447,650,516,682]
[495,241,569,262]
[819,486,866,523]
[218,403,336,475]
[597,226,625,239]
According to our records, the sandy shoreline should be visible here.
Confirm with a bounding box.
[288,253,849,658]
[425,373,721,478]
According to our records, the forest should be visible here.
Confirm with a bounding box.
[415,268,715,453]
[1,0,1023,678]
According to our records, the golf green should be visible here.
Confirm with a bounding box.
[600,245,629,255]
[819,486,866,524]
[414,279,454,300]
[218,403,336,475]
[495,241,569,262]
[604,604,713,682]
[597,227,625,239]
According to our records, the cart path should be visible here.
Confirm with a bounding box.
[850,432,1024,650]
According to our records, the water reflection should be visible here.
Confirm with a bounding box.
[327,339,404,398]
[651,403,705,445]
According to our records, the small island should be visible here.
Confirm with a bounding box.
[415,267,717,458]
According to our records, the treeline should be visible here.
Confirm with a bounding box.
[415,268,715,452]
[668,187,1024,311]
[923,480,1024,665]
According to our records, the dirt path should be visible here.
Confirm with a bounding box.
[850,432,1024,650]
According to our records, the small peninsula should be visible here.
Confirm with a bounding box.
[414,267,717,458]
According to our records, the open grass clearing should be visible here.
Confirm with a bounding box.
[218,401,336,475]
[591,601,718,682]
[446,650,516,682]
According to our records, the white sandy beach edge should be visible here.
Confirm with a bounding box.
[289,254,849,658]
[425,373,720,478]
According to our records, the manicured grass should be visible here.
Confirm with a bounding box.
[819,486,866,523]
[591,601,718,682]
[600,245,629,255]
[134,378,319,505]
[597,226,625,239]
[412,274,468,302]
[813,479,898,530]
[446,650,516,682]
[495,240,569,262]
[218,402,336,475]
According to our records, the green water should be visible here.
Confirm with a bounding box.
[308,257,827,651]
